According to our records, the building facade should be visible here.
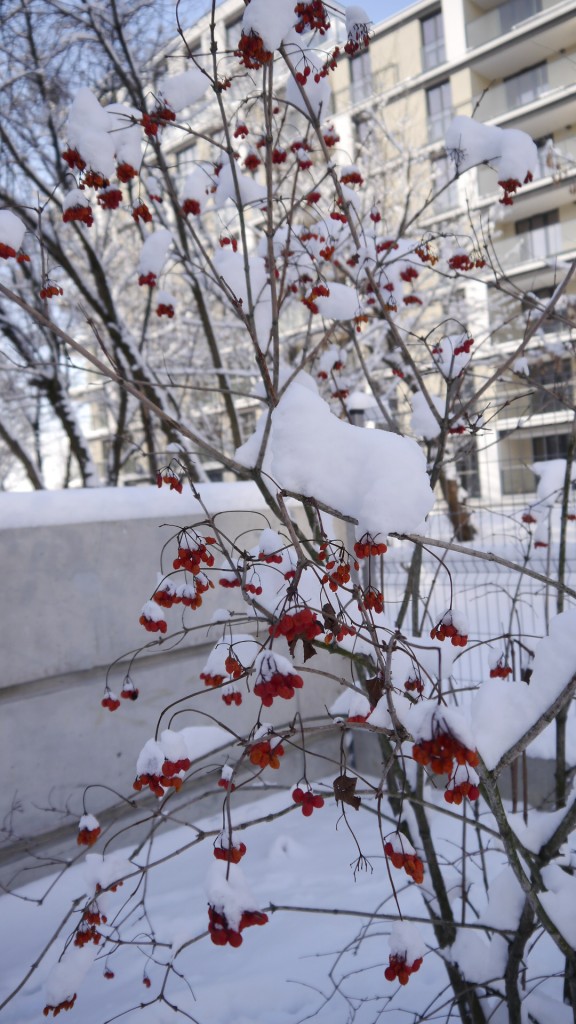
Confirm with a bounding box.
[156,0,576,510]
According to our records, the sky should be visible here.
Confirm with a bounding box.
[184,0,418,29]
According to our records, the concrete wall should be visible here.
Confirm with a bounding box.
[0,485,348,855]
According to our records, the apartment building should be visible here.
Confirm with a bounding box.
[159,0,575,505]
[327,0,576,509]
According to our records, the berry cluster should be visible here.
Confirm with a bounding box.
[116,162,138,183]
[133,757,190,798]
[173,535,216,573]
[322,126,340,147]
[43,995,77,1016]
[213,840,246,863]
[156,301,174,318]
[121,679,139,700]
[414,242,438,265]
[101,692,120,712]
[453,336,474,356]
[354,534,387,558]
[412,733,479,775]
[359,586,384,615]
[140,106,176,138]
[182,197,201,216]
[138,271,156,287]
[498,171,532,205]
[340,168,363,186]
[522,511,537,524]
[384,953,423,985]
[490,657,512,679]
[302,282,330,314]
[444,778,480,804]
[254,669,303,707]
[62,204,94,227]
[448,251,486,271]
[97,188,123,210]
[77,822,101,846]
[249,739,285,769]
[321,559,352,592]
[208,905,268,947]
[62,147,86,171]
[74,905,106,948]
[404,676,424,695]
[139,611,167,633]
[243,151,261,172]
[156,472,182,492]
[294,1,330,34]
[269,608,323,644]
[81,170,109,189]
[292,787,324,816]
[236,31,273,69]
[222,687,242,706]
[200,671,224,688]
[40,284,63,300]
[430,614,468,647]
[324,621,356,644]
[384,841,424,883]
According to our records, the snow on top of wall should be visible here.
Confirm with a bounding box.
[0,482,265,530]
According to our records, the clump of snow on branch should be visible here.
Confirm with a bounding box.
[238,381,434,540]
[446,115,537,189]
[473,609,576,769]
[158,69,208,111]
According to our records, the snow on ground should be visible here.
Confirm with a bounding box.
[0,785,569,1024]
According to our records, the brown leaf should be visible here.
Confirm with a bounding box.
[333,773,361,810]
[365,674,384,707]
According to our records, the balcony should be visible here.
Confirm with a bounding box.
[476,54,570,121]
[465,0,565,50]
[493,214,576,268]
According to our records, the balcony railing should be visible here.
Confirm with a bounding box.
[493,215,576,267]
[465,0,567,49]
[475,53,570,121]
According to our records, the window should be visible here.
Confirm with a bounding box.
[528,359,573,415]
[349,48,372,105]
[500,0,541,33]
[225,14,243,52]
[426,80,452,143]
[514,209,560,262]
[421,11,445,70]
[353,112,372,153]
[456,443,481,498]
[432,155,458,213]
[532,433,571,461]
[504,62,548,108]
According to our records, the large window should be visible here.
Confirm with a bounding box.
[432,155,458,213]
[514,209,560,262]
[528,359,573,415]
[421,11,446,70]
[504,62,548,108]
[532,433,571,461]
[225,14,243,52]
[426,80,452,143]
[501,0,541,33]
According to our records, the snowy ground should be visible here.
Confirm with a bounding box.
[1,781,571,1024]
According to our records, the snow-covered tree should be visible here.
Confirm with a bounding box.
[1,2,576,1023]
